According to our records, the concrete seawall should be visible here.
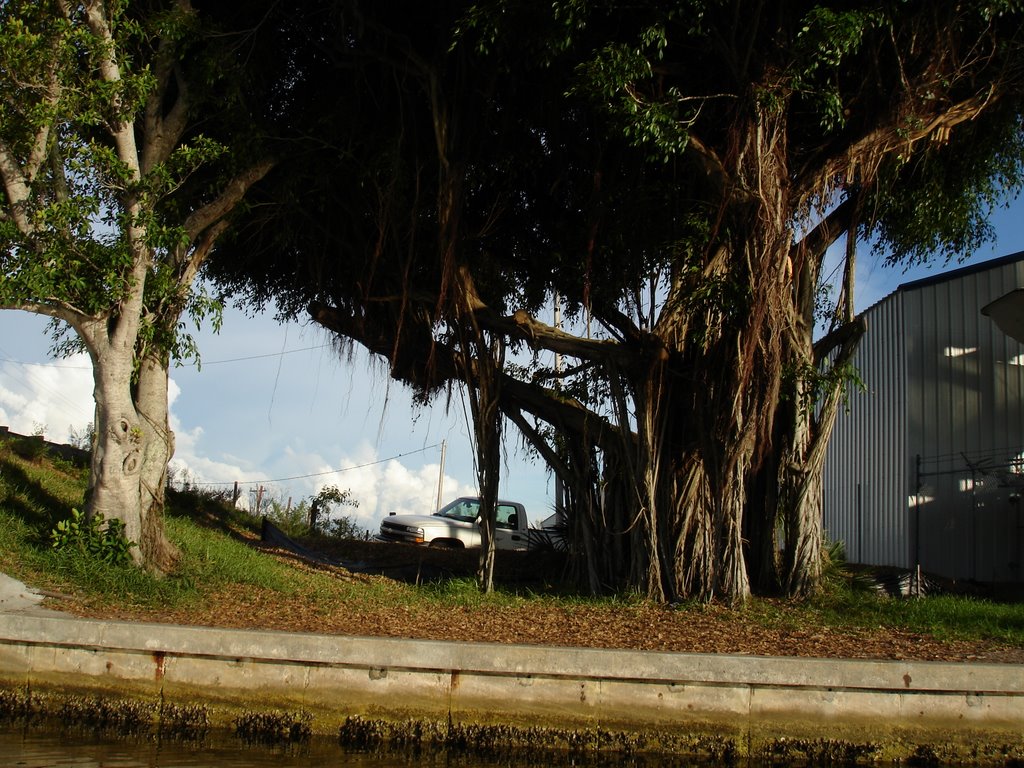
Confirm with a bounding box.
[0,612,1022,762]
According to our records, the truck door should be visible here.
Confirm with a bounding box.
[493,503,527,551]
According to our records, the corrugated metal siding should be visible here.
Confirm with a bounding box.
[824,257,1024,581]
[906,262,1024,581]
[823,292,908,568]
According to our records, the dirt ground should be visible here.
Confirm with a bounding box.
[63,537,1024,665]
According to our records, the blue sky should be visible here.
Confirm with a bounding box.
[3,198,1024,533]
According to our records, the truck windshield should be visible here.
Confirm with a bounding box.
[434,499,479,522]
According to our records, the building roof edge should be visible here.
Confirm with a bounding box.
[896,250,1024,293]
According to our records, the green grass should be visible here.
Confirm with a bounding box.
[801,588,1024,645]
[1,432,1023,648]
[419,575,545,608]
[0,435,299,610]
[163,514,293,592]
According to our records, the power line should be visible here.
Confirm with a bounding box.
[0,357,89,370]
[189,344,331,366]
[0,343,332,370]
[187,442,442,487]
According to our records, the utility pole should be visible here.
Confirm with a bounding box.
[435,439,447,512]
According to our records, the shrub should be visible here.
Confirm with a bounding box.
[50,508,136,566]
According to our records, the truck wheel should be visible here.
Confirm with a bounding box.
[429,539,461,549]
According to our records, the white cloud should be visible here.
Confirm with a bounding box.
[0,355,92,440]
[161,420,476,532]
[167,376,181,409]
[167,446,248,490]
[166,374,261,493]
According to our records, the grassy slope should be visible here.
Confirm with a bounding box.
[0,431,1023,651]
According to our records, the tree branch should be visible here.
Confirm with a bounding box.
[791,197,854,266]
[797,84,1001,204]
[478,307,636,365]
[450,263,640,365]
[142,2,194,174]
[79,0,142,176]
[505,406,570,479]
[310,299,628,456]
[24,64,62,185]
[180,219,229,289]
[183,159,276,247]
[812,316,867,363]
[0,139,34,234]
[685,132,757,207]
[0,46,60,231]
[498,372,624,455]
[0,299,93,328]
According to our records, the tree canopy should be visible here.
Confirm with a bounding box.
[212,0,1024,600]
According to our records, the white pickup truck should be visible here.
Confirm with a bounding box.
[377,496,529,551]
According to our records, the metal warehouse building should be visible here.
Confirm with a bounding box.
[823,252,1024,585]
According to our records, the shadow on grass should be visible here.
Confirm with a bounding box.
[0,453,80,543]
[166,486,261,538]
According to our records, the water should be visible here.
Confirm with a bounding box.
[0,727,714,768]
[0,728,487,768]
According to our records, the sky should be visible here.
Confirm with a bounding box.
[3,199,1024,534]
[0,301,552,534]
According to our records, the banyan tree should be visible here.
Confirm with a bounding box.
[212,0,1024,601]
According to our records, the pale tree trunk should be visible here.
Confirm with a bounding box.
[87,362,147,561]
[88,352,141,537]
[84,329,179,571]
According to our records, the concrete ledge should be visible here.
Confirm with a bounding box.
[0,613,1022,761]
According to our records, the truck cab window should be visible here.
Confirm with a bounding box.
[496,505,518,529]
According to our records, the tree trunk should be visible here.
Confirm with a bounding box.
[745,450,782,594]
[134,352,179,571]
[778,319,866,596]
[776,369,821,597]
[86,341,178,573]
[773,212,864,597]
[88,357,145,559]
[640,237,785,604]
[468,331,503,593]
[634,367,669,602]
